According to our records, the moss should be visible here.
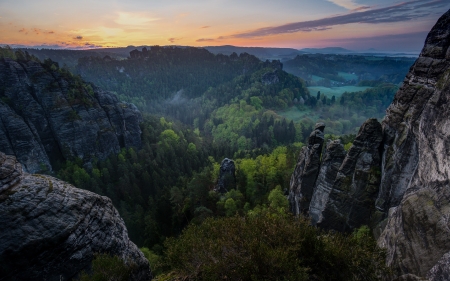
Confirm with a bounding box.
[48,180,54,194]
[436,69,450,90]
[67,110,81,122]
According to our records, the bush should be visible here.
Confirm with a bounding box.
[76,253,134,281]
[160,212,388,281]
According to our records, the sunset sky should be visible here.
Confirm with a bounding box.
[0,0,449,52]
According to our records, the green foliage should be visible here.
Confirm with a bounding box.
[344,142,353,151]
[0,46,17,60]
[76,253,134,281]
[141,247,162,275]
[161,213,388,281]
[268,186,289,213]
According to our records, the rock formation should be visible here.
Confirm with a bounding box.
[318,118,382,231]
[0,152,151,281]
[261,70,280,85]
[377,9,450,279]
[288,122,325,215]
[215,158,236,193]
[288,9,450,280]
[0,56,142,173]
[309,139,346,225]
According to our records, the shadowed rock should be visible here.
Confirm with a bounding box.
[0,152,151,281]
[317,118,382,232]
[215,158,236,193]
[309,139,346,225]
[288,122,325,215]
[376,9,450,279]
[0,57,142,173]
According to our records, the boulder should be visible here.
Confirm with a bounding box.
[0,152,151,280]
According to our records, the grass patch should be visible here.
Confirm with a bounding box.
[311,75,324,82]
[307,86,373,98]
[338,72,358,81]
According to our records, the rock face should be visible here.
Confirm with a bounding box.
[261,70,280,85]
[377,10,450,278]
[318,118,382,231]
[0,56,142,173]
[288,10,450,280]
[0,152,151,281]
[288,122,325,215]
[216,158,236,193]
[309,139,346,225]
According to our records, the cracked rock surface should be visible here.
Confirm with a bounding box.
[0,152,151,281]
[0,57,142,173]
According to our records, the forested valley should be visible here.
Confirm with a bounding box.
[2,45,414,280]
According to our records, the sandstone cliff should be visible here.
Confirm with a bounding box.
[0,152,151,280]
[288,9,450,280]
[288,122,325,215]
[377,9,450,279]
[0,54,142,173]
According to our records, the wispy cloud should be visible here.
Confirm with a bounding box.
[201,26,210,29]
[326,0,360,10]
[115,12,159,26]
[225,0,448,39]
[168,37,182,43]
[196,38,217,42]
[74,36,83,40]
[322,31,429,52]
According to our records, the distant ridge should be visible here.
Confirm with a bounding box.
[203,45,305,60]
[300,47,354,54]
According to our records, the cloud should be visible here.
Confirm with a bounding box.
[351,6,371,11]
[196,38,217,42]
[326,0,360,10]
[226,0,449,39]
[44,31,55,34]
[84,42,103,48]
[201,26,210,29]
[168,37,182,43]
[322,31,429,52]
[115,12,159,26]
[74,36,83,40]
[18,28,26,33]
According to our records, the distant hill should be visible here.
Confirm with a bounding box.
[203,45,305,61]
[89,45,305,61]
[300,47,355,54]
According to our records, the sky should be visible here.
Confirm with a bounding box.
[0,0,449,52]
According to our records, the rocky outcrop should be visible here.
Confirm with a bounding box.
[288,10,450,279]
[428,253,450,281]
[288,122,325,215]
[261,70,280,85]
[0,56,142,173]
[318,118,382,231]
[309,139,346,225]
[0,152,151,281]
[215,158,236,193]
[375,10,450,279]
